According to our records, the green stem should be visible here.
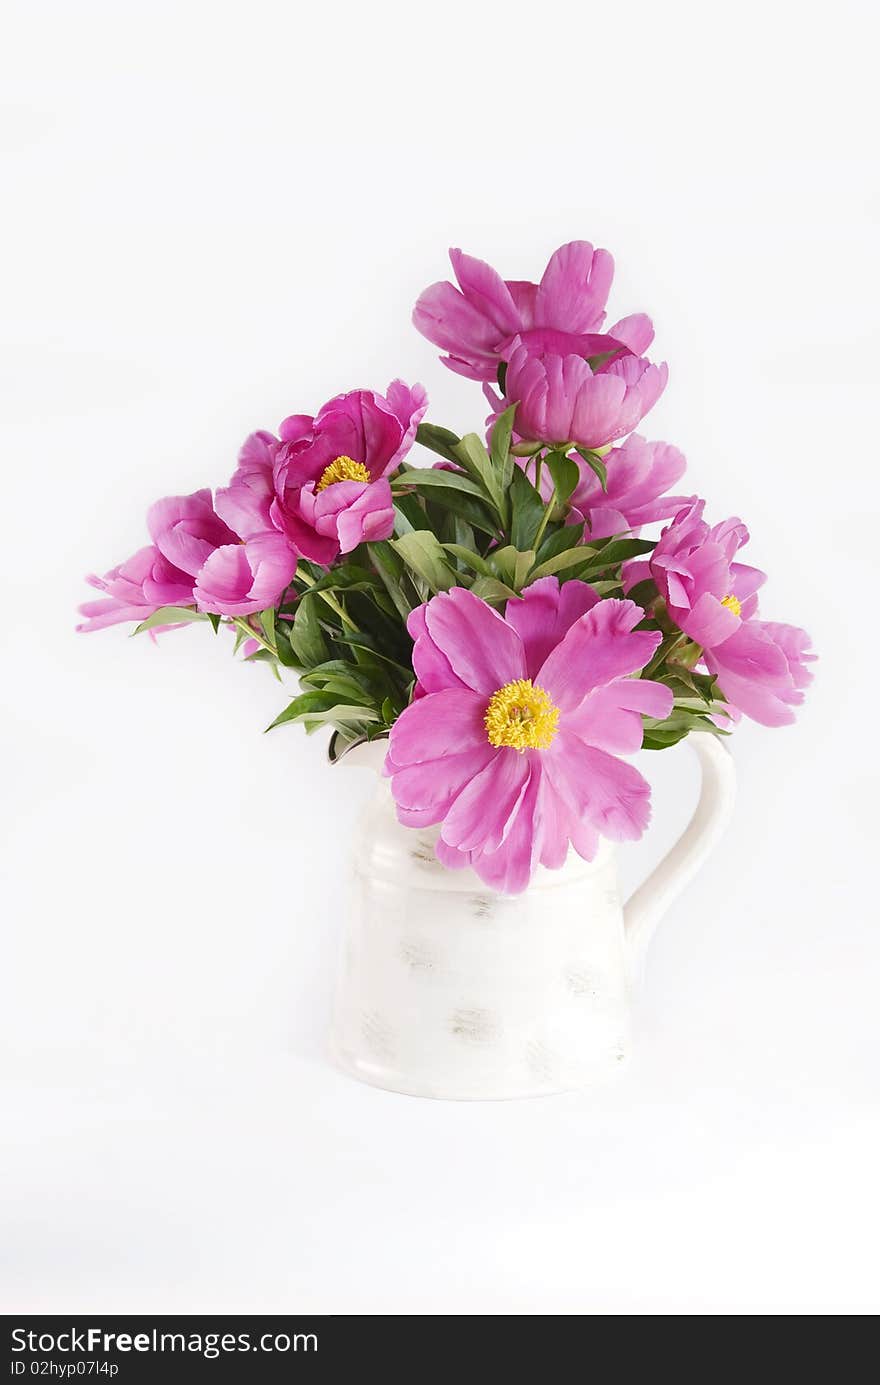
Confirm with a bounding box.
[531,487,556,553]
[644,631,691,679]
[232,616,274,655]
[296,569,360,632]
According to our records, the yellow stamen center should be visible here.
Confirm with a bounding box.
[721,593,742,617]
[316,455,371,492]
[484,679,560,752]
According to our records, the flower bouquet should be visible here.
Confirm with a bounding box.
[79,241,814,898]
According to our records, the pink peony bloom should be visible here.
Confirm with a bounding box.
[414,242,653,382]
[193,532,298,616]
[517,433,688,539]
[623,500,815,726]
[222,380,427,565]
[385,580,673,894]
[77,545,194,633]
[569,434,688,538]
[146,489,239,577]
[147,485,297,618]
[504,336,668,450]
[214,431,279,539]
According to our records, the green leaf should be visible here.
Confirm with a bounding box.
[452,433,507,522]
[259,607,276,648]
[266,691,379,733]
[432,492,499,537]
[446,515,476,552]
[577,537,655,577]
[393,467,487,501]
[514,550,535,589]
[391,531,458,593]
[415,422,462,464]
[468,576,518,604]
[301,564,381,596]
[484,544,538,590]
[642,709,719,738]
[489,402,518,491]
[486,544,519,584]
[265,690,336,729]
[368,540,416,621]
[232,623,252,656]
[287,597,328,668]
[441,544,495,578]
[309,674,375,701]
[642,727,691,750]
[207,612,222,634]
[535,523,586,565]
[132,606,208,634]
[497,361,508,395]
[274,624,299,667]
[546,451,580,506]
[508,466,546,551]
[299,659,383,703]
[332,632,413,672]
[300,657,376,685]
[397,477,498,537]
[575,447,608,492]
[529,545,599,581]
[392,493,433,536]
[624,577,658,610]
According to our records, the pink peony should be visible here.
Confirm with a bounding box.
[504,336,668,450]
[148,485,298,618]
[77,545,194,633]
[623,499,815,726]
[569,434,688,538]
[193,533,298,616]
[516,433,688,539]
[146,489,238,577]
[221,380,427,565]
[385,579,673,894]
[414,242,653,382]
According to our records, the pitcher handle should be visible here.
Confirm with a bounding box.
[624,733,736,984]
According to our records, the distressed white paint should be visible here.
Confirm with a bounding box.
[330,736,735,1100]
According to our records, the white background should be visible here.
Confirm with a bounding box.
[2,0,878,1315]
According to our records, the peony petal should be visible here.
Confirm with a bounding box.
[383,380,429,470]
[535,771,572,870]
[413,281,500,380]
[537,599,662,710]
[390,745,497,825]
[685,590,743,647]
[565,677,673,753]
[505,576,599,680]
[434,837,474,871]
[440,748,530,854]
[533,242,614,333]
[277,415,314,443]
[407,604,469,694]
[423,587,526,694]
[467,763,543,895]
[606,313,655,355]
[544,732,652,841]
[388,687,488,767]
[568,371,629,449]
[449,247,521,335]
[147,490,237,576]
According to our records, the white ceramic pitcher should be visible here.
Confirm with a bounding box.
[330,735,735,1100]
